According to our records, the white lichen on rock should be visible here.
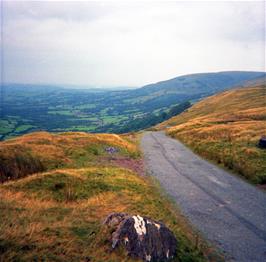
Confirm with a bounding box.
[154,222,161,230]
[124,237,129,245]
[145,254,151,261]
[147,220,161,230]
[133,215,147,235]
[104,213,178,261]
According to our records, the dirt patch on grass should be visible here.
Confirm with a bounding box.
[108,157,145,176]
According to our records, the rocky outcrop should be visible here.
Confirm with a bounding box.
[104,213,178,262]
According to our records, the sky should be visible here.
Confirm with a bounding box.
[1,0,265,87]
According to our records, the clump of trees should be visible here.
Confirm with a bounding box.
[117,101,191,133]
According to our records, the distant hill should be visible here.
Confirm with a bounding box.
[157,78,266,184]
[134,71,265,95]
[1,71,265,139]
[119,71,266,115]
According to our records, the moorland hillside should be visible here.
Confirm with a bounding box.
[157,80,266,184]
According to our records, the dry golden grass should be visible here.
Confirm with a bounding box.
[157,83,266,184]
[0,131,140,182]
[0,130,214,261]
[0,167,207,262]
[2,131,138,157]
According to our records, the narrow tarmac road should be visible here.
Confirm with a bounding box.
[141,131,266,262]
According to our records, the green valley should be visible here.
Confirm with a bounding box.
[1,71,264,140]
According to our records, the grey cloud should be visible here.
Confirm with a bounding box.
[2,1,265,86]
[4,1,116,22]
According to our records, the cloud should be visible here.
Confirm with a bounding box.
[2,1,265,86]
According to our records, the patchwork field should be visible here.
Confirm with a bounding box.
[158,82,266,184]
[0,132,216,261]
[0,84,192,140]
[2,72,264,140]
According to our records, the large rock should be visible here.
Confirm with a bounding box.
[104,213,178,262]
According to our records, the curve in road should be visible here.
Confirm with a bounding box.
[141,131,266,262]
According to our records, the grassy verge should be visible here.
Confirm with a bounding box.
[158,84,266,184]
[167,121,266,184]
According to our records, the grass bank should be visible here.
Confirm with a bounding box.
[0,131,212,261]
[158,83,266,184]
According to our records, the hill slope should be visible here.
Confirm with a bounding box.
[0,132,211,261]
[137,71,265,95]
[0,131,140,182]
[1,71,265,139]
[157,81,266,184]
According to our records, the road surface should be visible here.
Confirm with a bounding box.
[141,131,266,262]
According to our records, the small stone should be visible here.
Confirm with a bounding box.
[105,146,119,154]
[258,136,266,149]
